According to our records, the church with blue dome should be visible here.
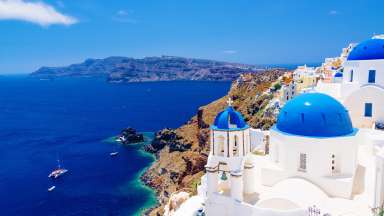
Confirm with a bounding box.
[200,92,367,216]
[337,35,384,129]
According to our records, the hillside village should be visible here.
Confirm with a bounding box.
[150,35,384,216]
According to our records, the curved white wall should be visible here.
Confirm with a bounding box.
[206,193,307,216]
[271,129,358,177]
[263,129,359,198]
[344,85,384,128]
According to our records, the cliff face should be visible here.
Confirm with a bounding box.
[31,56,263,82]
[141,69,285,215]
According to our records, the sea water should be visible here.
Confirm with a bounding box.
[0,75,230,216]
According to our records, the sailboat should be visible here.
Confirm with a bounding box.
[48,159,68,179]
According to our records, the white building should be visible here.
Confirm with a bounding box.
[293,65,318,92]
[280,82,297,104]
[173,36,384,216]
[293,65,317,82]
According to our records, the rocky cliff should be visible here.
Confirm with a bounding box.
[31,56,263,82]
[141,69,285,215]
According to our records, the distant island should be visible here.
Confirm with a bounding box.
[31,56,266,83]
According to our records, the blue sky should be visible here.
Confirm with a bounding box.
[0,0,383,74]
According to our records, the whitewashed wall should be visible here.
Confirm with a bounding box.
[263,128,359,198]
[343,59,384,87]
[343,85,384,128]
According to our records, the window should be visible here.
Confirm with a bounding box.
[233,135,239,156]
[217,136,225,156]
[365,103,373,117]
[350,70,354,82]
[299,153,307,171]
[321,113,326,123]
[368,70,376,83]
[331,154,338,174]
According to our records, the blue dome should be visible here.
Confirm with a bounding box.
[275,93,354,137]
[212,106,248,130]
[348,38,384,61]
[334,72,343,78]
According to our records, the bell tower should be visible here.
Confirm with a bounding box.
[205,98,251,203]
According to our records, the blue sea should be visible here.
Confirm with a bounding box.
[0,76,230,216]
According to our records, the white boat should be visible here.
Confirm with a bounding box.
[48,168,68,178]
[110,151,119,157]
[110,144,119,157]
[48,160,68,179]
[48,186,56,192]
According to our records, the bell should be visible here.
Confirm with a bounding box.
[220,171,228,181]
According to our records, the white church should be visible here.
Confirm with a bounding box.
[173,36,384,216]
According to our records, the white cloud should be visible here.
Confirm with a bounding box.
[0,0,77,26]
[113,9,137,24]
[329,10,339,15]
[223,50,237,55]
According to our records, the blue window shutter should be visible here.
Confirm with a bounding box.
[365,103,373,117]
[368,70,376,83]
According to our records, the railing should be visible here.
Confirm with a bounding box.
[307,205,331,216]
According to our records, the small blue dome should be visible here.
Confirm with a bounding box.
[334,72,343,78]
[212,106,248,130]
[275,93,354,137]
[348,38,384,61]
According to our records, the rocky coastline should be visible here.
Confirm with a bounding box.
[140,69,286,215]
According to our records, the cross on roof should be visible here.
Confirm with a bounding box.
[227,97,233,107]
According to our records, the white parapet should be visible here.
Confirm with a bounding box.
[230,171,243,202]
[371,147,384,208]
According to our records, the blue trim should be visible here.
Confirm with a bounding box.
[210,125,250,131]
[334,72,343,78]
[271,125,359,139]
